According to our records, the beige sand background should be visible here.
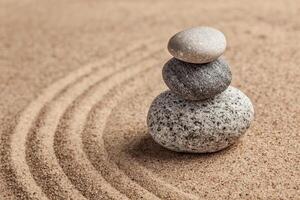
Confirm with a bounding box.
[0,0,299,199]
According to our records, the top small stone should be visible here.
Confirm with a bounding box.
[167,26,226,64]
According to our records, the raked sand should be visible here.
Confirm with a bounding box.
[0,0,299,199]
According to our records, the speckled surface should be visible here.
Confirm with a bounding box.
[147,87,254,153]
[162,57,232,100]
[167,26,226,64]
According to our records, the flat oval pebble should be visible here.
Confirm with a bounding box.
[147,87,254,153]
[168,26,226,63]
[162,57,232,100]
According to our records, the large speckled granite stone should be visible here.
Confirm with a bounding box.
[167,26,226,64]
[147,87,254,153]
[162,57,232,100]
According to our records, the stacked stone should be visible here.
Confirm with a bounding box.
[147,27,254,153]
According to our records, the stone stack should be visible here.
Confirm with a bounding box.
[147,27,254,153]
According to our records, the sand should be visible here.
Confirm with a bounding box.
[0,0,299,199]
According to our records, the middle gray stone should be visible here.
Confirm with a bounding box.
[162,57,232,100]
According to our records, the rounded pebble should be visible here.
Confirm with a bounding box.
[162,57,232,100]
[168,26,226,63]
[147,87,254,153]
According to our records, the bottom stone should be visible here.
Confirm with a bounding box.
[147,86,254,153]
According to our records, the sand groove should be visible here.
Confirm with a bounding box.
[54,52,163,200]
[5,39,158,199]
[26,41,161,200]
[117,151,199,200]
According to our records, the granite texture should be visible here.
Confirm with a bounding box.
[147,87,254,153]
[162,57,232,100]
[167,26,226,63]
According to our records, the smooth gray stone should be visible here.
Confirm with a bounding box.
[147,87,254,153]
[162,57,232,100]
[168,26,226,63]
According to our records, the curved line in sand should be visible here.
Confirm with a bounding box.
[38,48,162,199]
[26,47,156,199]
[54,50,163,200]
[6,39,156,199]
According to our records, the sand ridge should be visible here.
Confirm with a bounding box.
[5,39,164,199]
[1,0,299,199]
